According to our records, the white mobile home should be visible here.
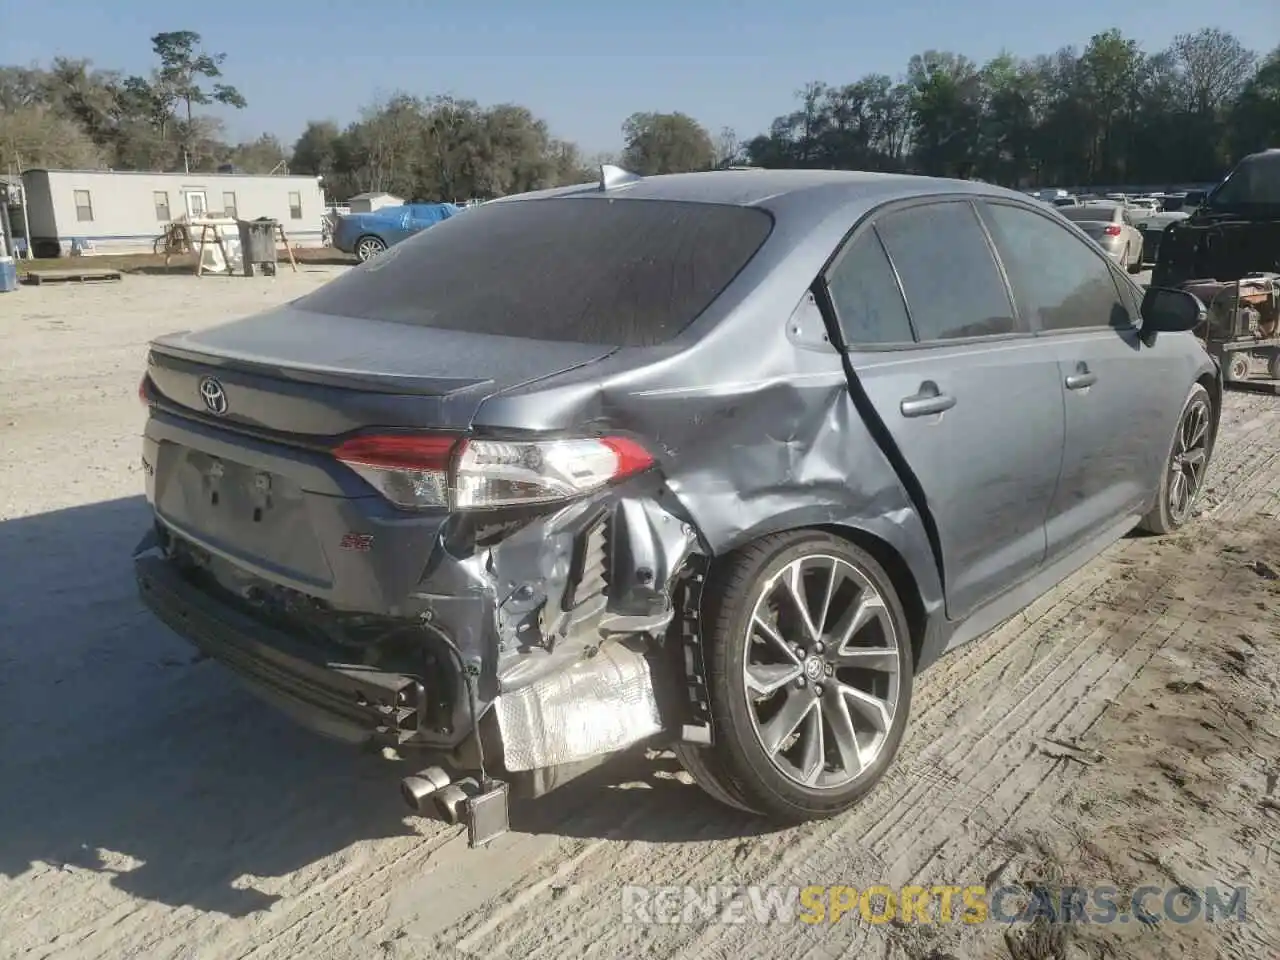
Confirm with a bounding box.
[20,169,326,257]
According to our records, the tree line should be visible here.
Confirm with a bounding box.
[2,27,1278,202]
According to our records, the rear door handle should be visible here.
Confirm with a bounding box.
[1065,369,1097,390]
[900,383,956,418]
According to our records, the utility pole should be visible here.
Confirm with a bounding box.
[14,156,33,259]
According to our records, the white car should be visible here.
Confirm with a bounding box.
[1057,202,1145,273]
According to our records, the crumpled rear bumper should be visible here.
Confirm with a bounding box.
[136,553,433,746]
[134,483,702,770]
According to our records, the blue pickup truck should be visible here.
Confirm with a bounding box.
[333,203,460,262]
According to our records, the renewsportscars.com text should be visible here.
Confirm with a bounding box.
[620,883,1248,926]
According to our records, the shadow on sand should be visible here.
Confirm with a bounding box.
[0,496,778,918]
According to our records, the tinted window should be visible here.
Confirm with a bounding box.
[875,201,1017,341]
[979,202,1132,332]
[298,198,773,347]
[825,231,914,345]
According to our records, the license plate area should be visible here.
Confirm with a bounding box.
[154,445,333,585]
[204,455,277,522]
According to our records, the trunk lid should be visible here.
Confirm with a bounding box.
[1076,222,1119,244]
[146,303,617,435]
[142,304,616,600]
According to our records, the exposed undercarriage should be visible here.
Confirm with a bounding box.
[135,481,708,845]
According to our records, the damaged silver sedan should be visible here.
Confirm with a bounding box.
[134,166,1221,845]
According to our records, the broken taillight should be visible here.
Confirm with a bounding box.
[331,433,654,511]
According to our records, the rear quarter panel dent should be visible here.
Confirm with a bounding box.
[469,208,951,649]
[660,379,944,623]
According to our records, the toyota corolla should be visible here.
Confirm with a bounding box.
[134,166,1219,843]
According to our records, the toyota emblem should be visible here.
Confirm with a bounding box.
[199,376,228,416]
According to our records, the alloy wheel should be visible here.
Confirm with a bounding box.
[1168,396,1211,525]
[356,237,385,262]
[742,555,902,789]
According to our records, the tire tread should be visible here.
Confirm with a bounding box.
[1138,383,1212,535]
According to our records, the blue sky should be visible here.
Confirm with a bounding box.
[4,0,1276,154]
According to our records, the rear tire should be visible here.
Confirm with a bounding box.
[672,742,759,813]
[1138,383,1213,535]
[678,530,914,823]
[355,235,386,262]
[1127,243,1143,273]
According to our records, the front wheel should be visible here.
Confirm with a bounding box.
[678,531,914,823]
[1138,383,1213,535]
[355,235,387,262]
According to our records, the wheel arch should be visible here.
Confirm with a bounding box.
[701,520,932,669]
[815,523,929,668]
[1196,367,1222,457]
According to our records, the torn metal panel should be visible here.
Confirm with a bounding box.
[483,492,699,694]
[493,637,664,772]
[601,498,699,622]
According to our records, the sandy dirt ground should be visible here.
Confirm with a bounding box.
[3,267,1280,960]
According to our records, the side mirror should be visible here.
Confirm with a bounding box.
[1141,286,1205,334]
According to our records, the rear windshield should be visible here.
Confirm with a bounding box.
[297,196,774,347]
[1059,205,1115,222]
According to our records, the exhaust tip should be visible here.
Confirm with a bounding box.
[433,779,478,825]
[400,766,452,813]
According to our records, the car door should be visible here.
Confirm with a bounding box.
[824,198,1067,622]
[410,204,452,238]
[381,206,415,245]
[406,204,433,234]
[976,200,1188,562]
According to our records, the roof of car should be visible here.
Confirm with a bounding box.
[497,168,1034,213]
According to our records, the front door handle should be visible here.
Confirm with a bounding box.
[900,382,956,418]
[1065,365,1098,390]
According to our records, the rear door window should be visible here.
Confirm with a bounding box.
[874,201,1019,341]
[978,201,1133,332]
[825,231,914,346]
[297,197,774,347]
